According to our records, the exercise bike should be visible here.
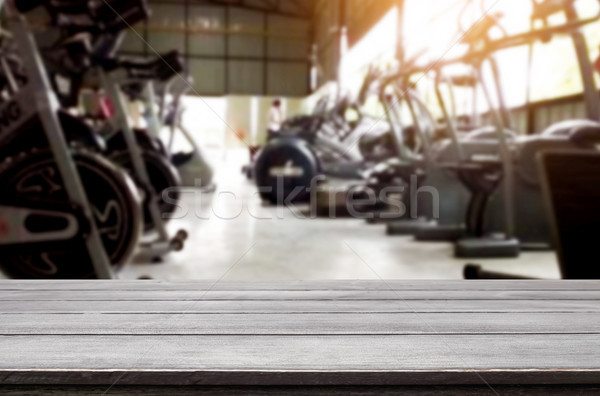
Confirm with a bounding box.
[0,0,146,279]
[37,0,190,253]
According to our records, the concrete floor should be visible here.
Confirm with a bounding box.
[120,149,560,281]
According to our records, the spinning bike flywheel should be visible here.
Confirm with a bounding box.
[110,149,182,232]
[0,149,142,279]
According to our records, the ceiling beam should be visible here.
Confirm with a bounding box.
[185,0,313,19]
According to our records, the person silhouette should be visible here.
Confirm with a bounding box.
[267,99,284,140]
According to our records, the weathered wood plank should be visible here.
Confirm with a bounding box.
[0,313,598,335]
[0,280,598,389]
[1,290,598,301]
[1,299,598,314]
[0,335,598,372]
[1,372,600,389]
[2,385,599,395]
[1,280,598,291]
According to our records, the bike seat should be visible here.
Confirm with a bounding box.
[43,33,92,75]
[21,0,149,35]
[542,119,600,137]
[464,126,518,141]
[569,122,600,146]
[117,51,185,82]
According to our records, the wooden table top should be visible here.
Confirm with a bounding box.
[0,280,599,394]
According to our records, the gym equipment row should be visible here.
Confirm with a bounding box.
[0,0,213,279]
[253,0,600,263]
[380,0,600,258]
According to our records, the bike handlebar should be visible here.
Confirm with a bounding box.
[92,0,149,33]
[531,0,577,22]
[14,0,46,13]
[15,0,149,34]
[389,0,600,84]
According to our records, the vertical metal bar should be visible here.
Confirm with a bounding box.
[12,16,114,279]
[144,82,163,139]
[166,81,179,154]
[224,5,230,94]
[184,0,190,61]
[404,90,432,165]
[384,85,409,161]
[307,8,314,94]
[526,103,536,135]
[565,3,600,121]
[474,65,515,239]
[395,0,405,65]
[336,0,347,100]
[143,13,149,58]
[101,72,169,242]
[488,58,514,130]
[472,82,480,127]
[434,72,464,162]
[263,13,269,96]
[184,0,191,86]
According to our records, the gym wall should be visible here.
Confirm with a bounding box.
[119,0,312,97]
[313,0,399,87]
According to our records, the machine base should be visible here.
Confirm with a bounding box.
[242,165,254,180]
[315,186,354,218]
[455,237,521,259]
[366,215,403,224]
[464,264,534,280]
[315,184,401,219]
[415,223,466,242]
[386,218,432,236]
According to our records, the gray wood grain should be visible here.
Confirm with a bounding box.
[0,334,599,371]
[0,280,598,389]
[0,313,598,335]
[1,289,599,301]
[1,299,598,313]
[1,280,598,291]
[2,385,600,395]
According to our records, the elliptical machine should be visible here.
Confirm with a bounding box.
[452,0,600,257]
[161,78,215,190]
[377,0,600,259]
[254,68,396,204]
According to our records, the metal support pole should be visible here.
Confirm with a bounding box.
[101,71,170,242]
[434,73,464,162]
[475,65,515,239]
[488,58,514,130]
[565,2,600,121]
[404,90,433,165]
[13,16,114,279]
[336,0,347,101]
[383,87,409,162]
[144,81,163,139]
[395,0,406,65]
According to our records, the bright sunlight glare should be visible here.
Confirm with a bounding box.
[341,0,600,109]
